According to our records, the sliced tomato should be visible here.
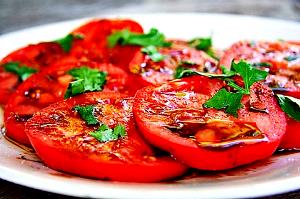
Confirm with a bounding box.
[4,61,136,146]
[133,76,286,170]
[1,42,65,68]
[128,40,219,86]
[220,40,300,95]
[220,40,300,150]
[72,19,144,70]
[25,92,187,182]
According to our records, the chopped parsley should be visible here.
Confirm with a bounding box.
[252,62,272,67]
[107,28,171,48]
[188,37,216,58]
[90,124,127,142]
[203,88,243,117]
[54,34,84,52]
[203,60,268,117]
[64,67,107,98]
[3,62,37,81]
[141,45,165,62]
[74,105,98,125]
[230,60,268,94]
[276,94,300,121]
[188,37,212,51]
[174,66,235,79]
[284,55,299,62]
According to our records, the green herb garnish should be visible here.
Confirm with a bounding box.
[204,88,243,117]
[90,124,127,142]
[276,94,300,121]
[64,67,107,98]
[188,37,216,59]
[4,62,37,81]
[54,34,84,52]
[107,28,171,48]
[188,37,212,51]
[203,60,268,116]
[74,105,98,125]
[141,45,165,62]
[230,60,268,94]
[174,66,235,79]
[284,55,299,62]
[252,62,272,67]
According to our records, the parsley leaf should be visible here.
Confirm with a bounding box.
[4,62,37,81]
[188,37,212,51]
[174,66,235,79]
[188,37,217,59]
[203,60,268,117]
[74,105,98,125]
[203,88,243,117]
[252,62,272,68]
[107,28,171,48]
[54,34,84,52]
[284,55,299,62]
[90,124,127,142]
[64,67,107,98]
[141,45,165,62]
[231,60,268,94]
[276,94,300,121]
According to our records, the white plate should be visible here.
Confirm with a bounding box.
[0,13,300,199]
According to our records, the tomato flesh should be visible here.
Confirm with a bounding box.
[4,61,135,146]
[133,76,286,170]
[25,92,187,182]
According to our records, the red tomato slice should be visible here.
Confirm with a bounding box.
[72,19,144,70]
[219,40,300,150]
[25,92,187,182]
[1,42,65,68]
[128,40,219,86]
[4,61,136,146]
[133,76,286,170]
[220,40,300,95]
[0,42,67,105]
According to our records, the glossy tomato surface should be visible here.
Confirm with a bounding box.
[72,19,144,70]
[25,92,187,182]
[219,40,300,150]
[129,40,219,86]
[4,61,135,146]
[133,76,286,170]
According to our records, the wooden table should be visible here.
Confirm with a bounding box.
[0,0,300,198]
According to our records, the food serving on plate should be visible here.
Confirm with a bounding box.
[0,18,299,182]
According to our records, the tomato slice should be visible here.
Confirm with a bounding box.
[72,19,144,70]
[4,61,136,146]
[133,76,286,170]
[25,92,187,182]
[220,40,300,95]
[128,40,219,86]
[220,40,300,150]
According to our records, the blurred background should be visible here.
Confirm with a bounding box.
[1,0,300,35]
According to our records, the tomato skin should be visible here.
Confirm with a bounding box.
[133,76,286,170]
[4,61,134,146]
[128,40,219,85]
[25,92,187,182]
